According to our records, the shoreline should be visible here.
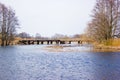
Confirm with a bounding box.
[44,44,120,52]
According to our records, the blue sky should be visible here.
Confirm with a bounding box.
[0,0,96,37]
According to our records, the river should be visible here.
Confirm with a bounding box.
[0,45,120,80]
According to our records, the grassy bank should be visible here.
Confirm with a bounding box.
[0,37,22,45]
[93,39,120,51]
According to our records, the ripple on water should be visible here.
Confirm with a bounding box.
[0,45,120,80]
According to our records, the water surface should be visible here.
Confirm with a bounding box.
[0,45,120,80]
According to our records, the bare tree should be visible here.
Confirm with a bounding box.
[0,3,19,46]
[72,34,81,38]
[51,34,69,39]
[86,0,120,42]
[35,33,41,39]
[18,32,31,39]
[0,4,8,46]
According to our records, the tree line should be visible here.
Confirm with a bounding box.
[86,0,120,43]
[0,3,19,46]
[17,32,84,40]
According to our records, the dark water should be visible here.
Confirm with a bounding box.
[0,45,120,80]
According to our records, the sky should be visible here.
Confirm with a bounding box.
[0,0,96,37]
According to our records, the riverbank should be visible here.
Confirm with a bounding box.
[93,39,120,52]
[93,43,120,51]
[0,37,22,46]
[44,44,92,52]
[44,43,120,52]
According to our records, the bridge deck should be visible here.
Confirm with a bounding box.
[19,39,83,45]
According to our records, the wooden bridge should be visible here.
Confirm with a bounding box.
[19,39,83,45]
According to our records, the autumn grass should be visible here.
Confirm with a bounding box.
[111,39,120,46]
[93,39,120,51]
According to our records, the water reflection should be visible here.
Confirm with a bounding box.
[0,45,119,80]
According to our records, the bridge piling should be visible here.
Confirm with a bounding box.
[19,39,88,45]
[31,41,34,44]
[41,41,43,44]
[28,40,30,45]
[47,41,49,45]
[60,41,65,44]
[78,41,80,44]
[69,41,71,44]
[50,41,53,44]
[37,41,39,45]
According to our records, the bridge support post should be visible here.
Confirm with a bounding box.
[28,40,30,45]
[60,41,62,44]
[60,41,65,44]
[37,41,39,45]
[47,41,49,45]
[69,41,71,44]
[78,41,82,44]
[31,41,34,44]
[41,41,43,44]
[50,41,53,44]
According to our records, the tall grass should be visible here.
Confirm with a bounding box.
[112,39,120,46]
[103,39,120,46]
